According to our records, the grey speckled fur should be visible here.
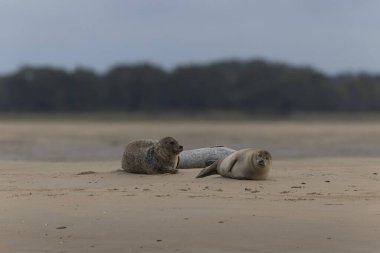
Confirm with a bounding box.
[178,146,236,169]
[122,137,183,174]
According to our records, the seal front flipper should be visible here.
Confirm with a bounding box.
[227,159,238,173]
[196,161,218,178]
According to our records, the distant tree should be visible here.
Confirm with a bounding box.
[0,59,379,113]
[103,64,168,111]
[1,67,71,111]
[333,73,380,111]
[0,77,5,110]
[69,68,101,111]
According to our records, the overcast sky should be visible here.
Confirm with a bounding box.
[1,0,380,75]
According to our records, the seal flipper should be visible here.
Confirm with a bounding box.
[196,161,218,178]
[205,160,216,167]
[228,159,238,173]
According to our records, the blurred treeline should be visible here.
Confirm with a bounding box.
[0,59,379,114]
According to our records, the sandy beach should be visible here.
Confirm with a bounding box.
[1,120,380,253]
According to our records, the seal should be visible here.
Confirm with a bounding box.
[177,146,236,169]
[121,137,183,174]
[195,148,272,180]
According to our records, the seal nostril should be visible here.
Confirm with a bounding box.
[179,146,183,150]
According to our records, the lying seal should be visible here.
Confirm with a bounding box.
[196,148,272,180]
[122,137,183,174]
[178,146,236,169]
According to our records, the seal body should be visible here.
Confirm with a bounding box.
[177,146,236,169]
[196,148,272,180]
[122,137,183,174]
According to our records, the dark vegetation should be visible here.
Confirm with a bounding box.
[0,59,379,114]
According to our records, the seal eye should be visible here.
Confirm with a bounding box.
[169,141,175,145]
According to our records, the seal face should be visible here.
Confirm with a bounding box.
[196,148,272,180]
[122,136,183,174]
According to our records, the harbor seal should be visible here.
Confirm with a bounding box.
[177,146,236,169]
[196,148,272,180]
[122,137,183,174]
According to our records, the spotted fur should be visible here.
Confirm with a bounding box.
[122,137,183,174]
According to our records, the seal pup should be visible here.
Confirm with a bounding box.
[122,137,183,174]
[196,148,272,180]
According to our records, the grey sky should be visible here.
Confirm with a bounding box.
[1,0,380,75]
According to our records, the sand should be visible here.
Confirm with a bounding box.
[1,120,380,252]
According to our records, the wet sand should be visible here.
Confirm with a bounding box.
[1,120,380,252]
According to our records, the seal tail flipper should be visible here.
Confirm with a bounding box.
[196,161,218,178]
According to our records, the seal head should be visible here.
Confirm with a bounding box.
[157,137,183,155]
[253,150,272,169]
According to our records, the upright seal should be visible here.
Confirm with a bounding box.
[196,148,272,180]
[122,137,183,174]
